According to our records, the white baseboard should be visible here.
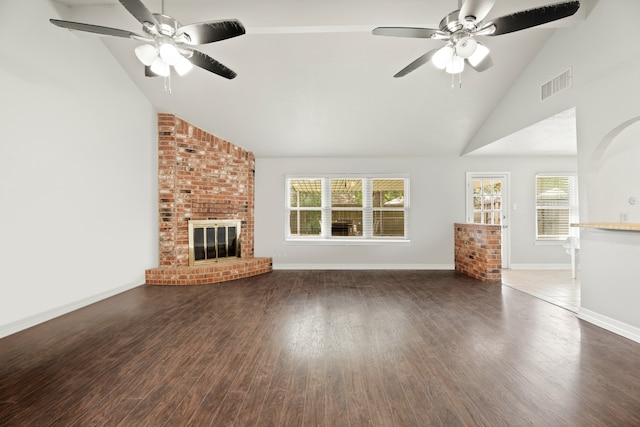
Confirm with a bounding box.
[272,263,455,270]
[577,308,640,344]
[0,281,142,339]
[509,263,572,270]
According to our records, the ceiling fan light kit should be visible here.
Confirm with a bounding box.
[431,36,489,76]
[467,44,490,67]
[150,56,171,77]
[159,43,181,66]
[50,0,245,93]
[446,55,465,74]
[134,43,158,66]
[173,55,194,76]
[432,45,454,70]
[372,0,581,85]
[456,36,478,58]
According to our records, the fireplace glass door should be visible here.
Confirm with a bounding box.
[189,220,241,265]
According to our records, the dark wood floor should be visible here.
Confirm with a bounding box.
[1,270,640,426]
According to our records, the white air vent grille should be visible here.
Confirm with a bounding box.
[541,68,572,101]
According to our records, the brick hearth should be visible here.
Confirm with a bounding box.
[145,114,271,285]
[145,258,273,285]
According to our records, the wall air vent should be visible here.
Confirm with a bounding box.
[541,68,572,101]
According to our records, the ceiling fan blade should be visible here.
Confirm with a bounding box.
[118,0,158,27]
[50,19,144,39]
[372,27,446,39]
[466,51,494,72]
[144,66,160,77]
[393,49,438,78]
[177,19,246,45]
[482,0,580,36]
[187,49,237,79]
[459,0,496,23]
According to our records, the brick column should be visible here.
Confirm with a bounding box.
[454,223,502,282]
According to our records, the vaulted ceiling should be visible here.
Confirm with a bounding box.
[52,0,585,157]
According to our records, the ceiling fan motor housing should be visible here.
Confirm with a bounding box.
[143,14,182,38]
[440,10,480,34]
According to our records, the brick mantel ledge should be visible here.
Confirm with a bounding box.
[145,257,272,285]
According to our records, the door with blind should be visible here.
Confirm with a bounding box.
[466,172,510,268]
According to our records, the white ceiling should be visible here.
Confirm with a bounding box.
[52,0,585,158]
[467,107,577,156]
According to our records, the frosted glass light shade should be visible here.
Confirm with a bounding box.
[468,44,490,67]
[456,37,477,58]
[445,55,464,74]
[432,45,454,70]
[150,58,170,77]
[159,43,181,66]
[135,44,158,66]
[174,55,193,76]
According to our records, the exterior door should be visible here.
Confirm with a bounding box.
[466,172,510,268]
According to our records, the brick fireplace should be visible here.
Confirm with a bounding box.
[145,114,272,285]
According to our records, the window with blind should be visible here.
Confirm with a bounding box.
[535,174,578,241]
[286,175,409,241]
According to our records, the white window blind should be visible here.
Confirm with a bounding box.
[535,174,578,241]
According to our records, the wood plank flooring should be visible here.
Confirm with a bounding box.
[1,270,640,426]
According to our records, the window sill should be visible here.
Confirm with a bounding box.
[285,238,411,246]
[534,240,565,246]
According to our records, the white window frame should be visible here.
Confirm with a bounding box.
[285,174,410,244]
[535,173,579,243]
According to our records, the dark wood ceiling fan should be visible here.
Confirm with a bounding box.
[50,0,245,80]
[372,0,580,77]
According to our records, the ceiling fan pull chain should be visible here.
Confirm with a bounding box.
[163,73,172,95]
[450,72,463,90]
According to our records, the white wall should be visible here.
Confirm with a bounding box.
[579,229,640,342]
[0,1,158,337]
[463,0,640,340]
[255,155,576,269]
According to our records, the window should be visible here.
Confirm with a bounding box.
[286,175,409,241]
[535,174,578,241]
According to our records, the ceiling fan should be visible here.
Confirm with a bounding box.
[372,0,580,78]
[50,0,245,81]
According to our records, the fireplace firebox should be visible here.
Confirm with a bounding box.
[188,220,241,266]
